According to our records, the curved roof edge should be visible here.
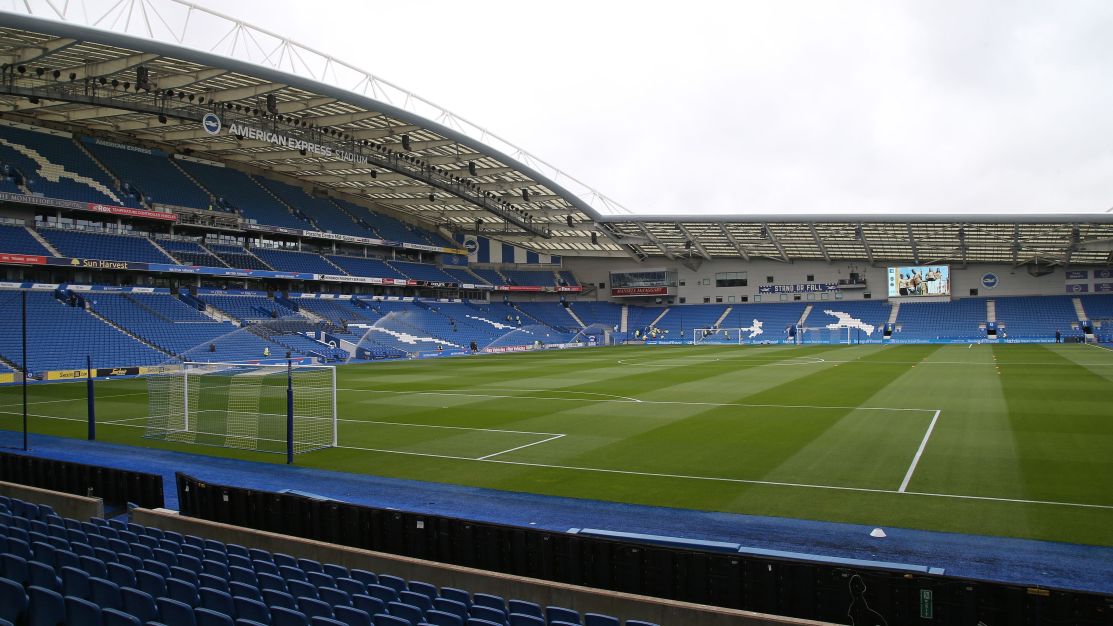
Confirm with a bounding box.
[0,9,613,224]
[598,213,1113,224]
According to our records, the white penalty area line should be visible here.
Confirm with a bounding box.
[476,434,565,461]
[9,412,1113,512]
[899,409,941,493]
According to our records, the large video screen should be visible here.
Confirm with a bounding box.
[887,265,951,297]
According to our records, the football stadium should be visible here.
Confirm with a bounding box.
[0,3,1111,625]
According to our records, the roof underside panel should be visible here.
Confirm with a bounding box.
[1,18,1111,263]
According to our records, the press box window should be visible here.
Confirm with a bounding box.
[715,271,748,288]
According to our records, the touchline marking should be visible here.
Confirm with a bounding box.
[335,387,936,413]
[476,434,566,460]
[11,413,1113,511]
[899,409,941,493]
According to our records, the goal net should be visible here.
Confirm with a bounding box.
[693,328,742,345]
[797,326,854,345]
[143,361,337,455]
[693,322,768,345]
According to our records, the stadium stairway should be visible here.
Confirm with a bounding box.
[82,296,176,359]
[1073,297,1087,320]
[564,305,587,329]
[797,305,812,327]
[27,228,61,256]
[713,307,733,328]
[619,304,628,333]
[888,302,900,324]
[72,138,135,203]
[987,299,996,323]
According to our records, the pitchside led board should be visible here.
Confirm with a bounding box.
[887,265,951,298]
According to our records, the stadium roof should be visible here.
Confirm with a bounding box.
[1,4,1112,266]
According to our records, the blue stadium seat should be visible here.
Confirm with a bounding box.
[0,577,28,623]
[507,601,542,620]
[349,570,378,588]
[508,615,543,626]
[583,615,619,626]
[4,538,32,560]
[195,607,236,626]
[352,594,386,617]
[273,554,297,569]
[297,597,333,621]
[271,606,311,626]
[120,587,158,624]
[280,565,308,582]
[463,619,501,626]
[287,579,319,601]
[230,581,263,602]
[142,559,172,579]
[398,591,431,613]
[376,575,406,594]
[168,577,200,606]
[625,621,658,626]
[322,564,348,580]
[545,607,580,624]
[2,553,28,584]
[259,572,288,593]
[64,595,102,626]
[467,606,505,624]
[365,584,397,604]
[136,569,167,598]
[61,565,91,599]
[28,585,65,626]
[200,588,237,618]
[199,573,229,593]
[471,594,506,612]
[336,578,367,597]
[385,602,422,625]
[439,590,470,608]
[424,610,463,626]
[230,565,257,586]
[332,605,372,626]
[319,586,350,608]
[233,597,271,624]
[106,562,136,589]
[29,560,61,592]
[89,576,123,610]
[263,589,298,610]
[307,571,334,590]
[371,615,408,626]
[309,618,346,626]
[432,599,467,622]
[157,596,197,626]
[102,607,142,626]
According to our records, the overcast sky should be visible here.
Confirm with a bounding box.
[197,1,1113,216]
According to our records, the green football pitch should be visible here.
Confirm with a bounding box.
[2,343,1112,547]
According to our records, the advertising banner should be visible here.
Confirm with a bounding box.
[0,253,46,265]
[759,283,841,294]
[84,203,177,221]
[612,286,670,297]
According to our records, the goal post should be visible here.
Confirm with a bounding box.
[144,361,337,457]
